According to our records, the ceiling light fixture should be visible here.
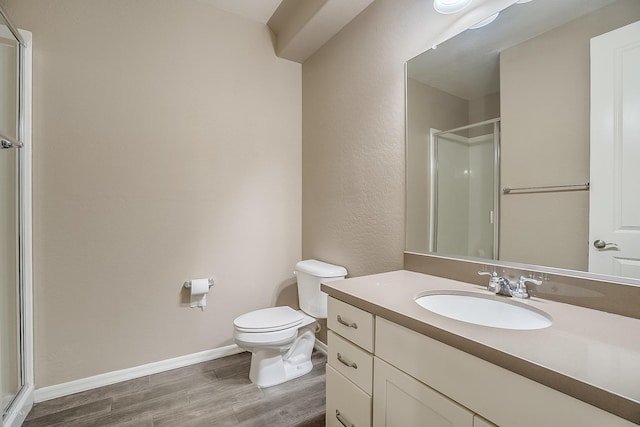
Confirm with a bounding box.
[468,12,499,29]
[433,0,472,14]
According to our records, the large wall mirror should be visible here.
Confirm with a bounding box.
[406,0,640,283]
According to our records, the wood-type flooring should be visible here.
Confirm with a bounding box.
[23,350,326,427]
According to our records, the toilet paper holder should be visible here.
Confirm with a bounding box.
[183,278,215,289]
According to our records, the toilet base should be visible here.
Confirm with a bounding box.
[248,327,316,388]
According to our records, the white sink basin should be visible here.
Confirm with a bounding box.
[415,291,552,330]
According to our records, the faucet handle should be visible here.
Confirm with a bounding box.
[478,271,500,293]
[478,271,496,277]
[512,276,542,299]
[520,276,542,286]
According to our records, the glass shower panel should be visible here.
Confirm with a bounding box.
[432,121,499,259]
[0,26,21,414]
[433,131,471,256]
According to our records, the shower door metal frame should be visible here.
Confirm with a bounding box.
[0,14,34,427]
[429,118,501,260]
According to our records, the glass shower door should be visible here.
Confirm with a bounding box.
[0,23,22,416]
[0,136,19,416]
[430,119,500,260]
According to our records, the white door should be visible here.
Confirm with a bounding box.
[589,20,640,278]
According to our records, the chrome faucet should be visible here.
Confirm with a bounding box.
[512,276,543,299]
[478,272,542,299]
[477,271,510,295]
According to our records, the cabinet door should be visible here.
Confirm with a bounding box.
[328,297,375,352]
[328,331,374,394]
[373,357,473,427]
[327,364,371,427]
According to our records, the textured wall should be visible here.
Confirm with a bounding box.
[302,0,514,277]
[4,0,301,387]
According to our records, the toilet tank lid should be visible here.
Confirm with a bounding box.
[295,259,347,278]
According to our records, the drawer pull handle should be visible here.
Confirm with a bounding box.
[336,410,355,427]
[337,352,358,369]
[337,315,358,329]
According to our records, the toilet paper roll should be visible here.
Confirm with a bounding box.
[190,278,210,309]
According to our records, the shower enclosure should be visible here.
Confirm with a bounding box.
[430,119,500,260]
[0,6,32,427]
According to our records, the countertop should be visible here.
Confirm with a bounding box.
[321,270,640,425]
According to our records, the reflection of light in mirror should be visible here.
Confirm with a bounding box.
[433,0,472,15]
[469,12,499,29]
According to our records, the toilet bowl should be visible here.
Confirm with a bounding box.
[233,260,347,388]
[234,306,318,387]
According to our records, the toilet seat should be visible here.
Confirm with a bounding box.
[234,327,298,346]
[233,307,317,347]
[234,306,304,333]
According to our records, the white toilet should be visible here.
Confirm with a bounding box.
[233,259,347,388]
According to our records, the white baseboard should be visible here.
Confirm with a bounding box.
[34,344,243,403]
[314,340,327,355]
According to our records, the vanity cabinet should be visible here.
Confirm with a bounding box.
[326,296,635,427]
[326,297,374,427]
[375,317,634,427]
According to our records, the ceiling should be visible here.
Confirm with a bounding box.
[195,0,374,63]
[196,0,284,24]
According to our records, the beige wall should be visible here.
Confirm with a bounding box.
[499,0,640,270]
[4,0,301,387]
[468,92,500,131]
[302,0,513,277]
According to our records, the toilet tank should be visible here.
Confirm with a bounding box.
[295,259,347,318]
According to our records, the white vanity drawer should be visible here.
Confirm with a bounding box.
[327,297,374,352]
[328,330,373,394]
[326,364,372,427]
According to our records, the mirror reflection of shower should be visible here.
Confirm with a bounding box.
[430,119,500,260]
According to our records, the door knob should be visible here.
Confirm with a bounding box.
[593,239,618,249]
